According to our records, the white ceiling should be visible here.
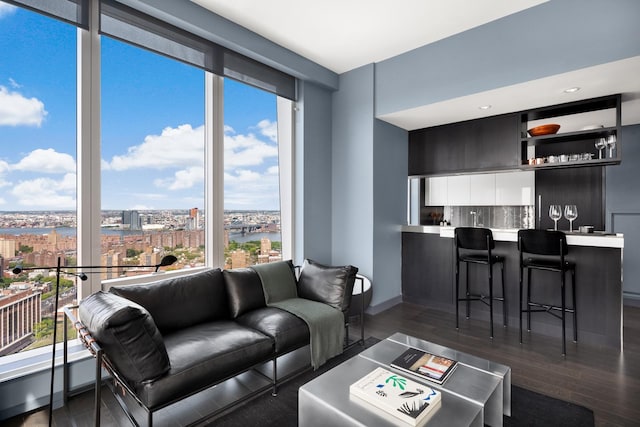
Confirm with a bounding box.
[192,0,548,74]
[192,0,640,130]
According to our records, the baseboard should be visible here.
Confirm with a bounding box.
[365,295,402,315]
[624,293,640,308]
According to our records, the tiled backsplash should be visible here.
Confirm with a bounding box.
[443,205,535,229]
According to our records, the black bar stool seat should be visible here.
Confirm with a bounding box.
[454,227,506,338]
[518,229,577,356]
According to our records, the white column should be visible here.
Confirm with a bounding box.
[77,0,101,298]
[205,73,225,268]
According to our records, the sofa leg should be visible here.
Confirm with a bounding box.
[271,358,278,396]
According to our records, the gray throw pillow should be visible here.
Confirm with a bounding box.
[297,259,358,312]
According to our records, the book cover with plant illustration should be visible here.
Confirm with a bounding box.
[349,367,442,426]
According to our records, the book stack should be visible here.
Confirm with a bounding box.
[390,348,458,385]
[349,367,442,426]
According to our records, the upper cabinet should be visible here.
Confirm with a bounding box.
[519,94,621,170]
[408,113,520,175]
[408,94,622,177]
[495,171,534,205]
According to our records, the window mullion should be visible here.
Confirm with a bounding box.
[205,72,225,268]
[77,0,101,299]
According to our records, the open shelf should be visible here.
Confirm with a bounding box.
[519,94,621,169]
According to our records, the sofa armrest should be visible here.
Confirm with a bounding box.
[78,291,170,385]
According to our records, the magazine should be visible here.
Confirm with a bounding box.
[349,367,442,426]
[390,347,458,385]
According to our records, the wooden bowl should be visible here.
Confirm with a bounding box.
[527,124,560,137]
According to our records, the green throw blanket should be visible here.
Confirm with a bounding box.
[252,262,344,369]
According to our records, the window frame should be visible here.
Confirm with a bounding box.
[1,0,295,371]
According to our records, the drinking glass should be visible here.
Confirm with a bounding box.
[564,205,578,232]
[606,135,617,158]
[595,137,606,159]
[549,205,562,231]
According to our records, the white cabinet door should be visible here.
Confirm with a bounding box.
[426,176,448,205]
[495,171,535,205]
[469,174,496,205]
[447,175,471,205]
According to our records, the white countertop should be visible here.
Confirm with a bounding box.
[401,225,624,248]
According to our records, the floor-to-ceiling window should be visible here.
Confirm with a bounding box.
[0,2,78,357]
[223,79,282,268]
[0,0,294,364]
[101,37,205,277]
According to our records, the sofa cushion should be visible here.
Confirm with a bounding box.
[223,268,266,318]
[137,321,273,409]
[297,259,358,312]
[109,268,228,334]
[236,307,309,353]
[79,291,170,385]
[251,260,297,304]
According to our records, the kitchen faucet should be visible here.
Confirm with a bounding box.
[470,211,477,227]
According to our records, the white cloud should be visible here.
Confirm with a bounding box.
[9,78,21,89]
[257,119,278,142]
[107,124,204,171]
[224,132,278,169]
[0,3,16,18]
[13,148,76,174]
[154,166,204,190]
[224,168,280,209]
[0,86,47,127]
[11,173,76,209]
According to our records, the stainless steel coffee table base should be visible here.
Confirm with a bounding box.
[299,333,511,427]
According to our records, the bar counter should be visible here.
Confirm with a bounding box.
[401,225,624,350]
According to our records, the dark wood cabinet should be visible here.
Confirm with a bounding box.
[402,232,453,310]
[535,166,605,230]
[408,113,520,175]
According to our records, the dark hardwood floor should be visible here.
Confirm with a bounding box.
[5,302,640,426]
[365,302,640,427]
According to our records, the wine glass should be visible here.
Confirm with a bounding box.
[595,137,606,159]
[606,135,617,158]
[549,205,562,231]
[564,205,578,232]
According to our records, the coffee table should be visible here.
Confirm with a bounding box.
[299,333,511,427]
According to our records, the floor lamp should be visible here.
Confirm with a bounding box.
[12,254,177,427]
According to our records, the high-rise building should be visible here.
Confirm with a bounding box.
[230,249,248,269]
[0,289,41,356]
[122,210,142,230]
[0,239,16,259]
[188,208,199,230]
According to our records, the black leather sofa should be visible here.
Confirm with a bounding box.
[65,259,359,426]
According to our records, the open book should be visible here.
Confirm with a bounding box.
[390,347,458,385]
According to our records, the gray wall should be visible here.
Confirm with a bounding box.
[331,65,375,273]
[373,118,407,312]
[606,124,640,302]
[331,65,408,311]
[295,81,334,265]
[375,0,640,117]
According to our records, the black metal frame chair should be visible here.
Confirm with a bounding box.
[517,229,577,356]
[454,227,506,338]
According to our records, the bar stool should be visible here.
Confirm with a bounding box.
[517,229,577,356]
[454,227,506,338]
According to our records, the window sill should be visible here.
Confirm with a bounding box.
[0,339,91,383]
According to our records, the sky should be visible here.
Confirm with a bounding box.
[0,2,281,212]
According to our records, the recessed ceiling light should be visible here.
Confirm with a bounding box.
[564,87,581,93]
[479,105,492,110]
